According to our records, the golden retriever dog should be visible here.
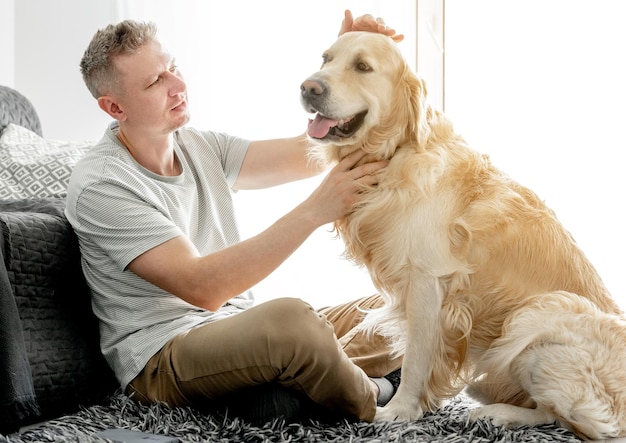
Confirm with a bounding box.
[300,31,626,440]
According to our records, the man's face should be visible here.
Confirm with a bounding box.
[112,40,189,135]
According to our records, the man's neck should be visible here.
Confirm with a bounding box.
[117,126,181,176]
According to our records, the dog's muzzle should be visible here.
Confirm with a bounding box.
[300,78,367,140]
[300,78,328,113]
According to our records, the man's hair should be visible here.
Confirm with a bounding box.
[80,20,158,99]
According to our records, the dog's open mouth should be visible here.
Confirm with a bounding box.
[307,111,367,140]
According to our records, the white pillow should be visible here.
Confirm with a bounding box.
[0,124,92,199]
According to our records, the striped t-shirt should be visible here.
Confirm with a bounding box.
[65,121,254,390]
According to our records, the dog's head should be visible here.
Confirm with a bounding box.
[300,32,430,164]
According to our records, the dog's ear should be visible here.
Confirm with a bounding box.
[404,69,432,151]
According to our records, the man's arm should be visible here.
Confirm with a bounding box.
[128,149,387,311]
[128,203,320,311]
[233,133,323,190]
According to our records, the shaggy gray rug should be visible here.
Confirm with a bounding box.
[1,393,582,442]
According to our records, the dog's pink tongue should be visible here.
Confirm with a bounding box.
[308,114,338,138]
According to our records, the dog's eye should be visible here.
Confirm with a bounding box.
[356,61,372,72]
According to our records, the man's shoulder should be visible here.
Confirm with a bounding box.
[67,132,139,205]
[72,138,125,181]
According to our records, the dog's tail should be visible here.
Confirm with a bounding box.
[475,291,600,376]
[475,290,626,439]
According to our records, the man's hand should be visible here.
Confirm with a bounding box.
[338,9,404,42]
[303,150,388,227]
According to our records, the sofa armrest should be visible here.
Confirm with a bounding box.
[0,198,118,431]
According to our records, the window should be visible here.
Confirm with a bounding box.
[445,1,626,308]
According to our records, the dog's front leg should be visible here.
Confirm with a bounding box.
[375,275,443,421]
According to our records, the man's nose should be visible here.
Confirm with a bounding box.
[166,71,186,95]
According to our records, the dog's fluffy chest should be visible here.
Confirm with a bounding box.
[337,165,463,280]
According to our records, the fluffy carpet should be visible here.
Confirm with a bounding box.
[1,392,582,442]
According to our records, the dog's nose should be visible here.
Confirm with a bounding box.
[300,79,327,100]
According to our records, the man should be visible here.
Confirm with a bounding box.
[66,10,404,424]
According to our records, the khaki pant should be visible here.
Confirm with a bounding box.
[126,295,402,421]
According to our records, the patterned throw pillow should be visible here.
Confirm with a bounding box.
[0,124,92,199]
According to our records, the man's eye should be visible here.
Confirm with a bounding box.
[146,77,161,88]
[170,65,179,73]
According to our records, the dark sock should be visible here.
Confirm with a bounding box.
[225,383,301,425]
[371,377,395,406]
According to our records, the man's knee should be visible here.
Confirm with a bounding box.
[257,297,336,349]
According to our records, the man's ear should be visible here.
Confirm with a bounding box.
[97,95,126,122]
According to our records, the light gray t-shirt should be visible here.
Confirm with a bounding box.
[65,122,254,389]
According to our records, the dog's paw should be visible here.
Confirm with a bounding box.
[468,405,499,425]
[468,404,553,429]
[374,398,424,422]
[468,404,519,428]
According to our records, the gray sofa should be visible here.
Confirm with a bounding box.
[0,85,118,435]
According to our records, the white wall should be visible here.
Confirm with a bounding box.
[0,0,15,86]
[12,0,116,140]
[8,0,416,144]
[445,1,626,308]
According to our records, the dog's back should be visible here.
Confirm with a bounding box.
[434,138,621,350]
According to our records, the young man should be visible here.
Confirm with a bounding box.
[66,11,404,424]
